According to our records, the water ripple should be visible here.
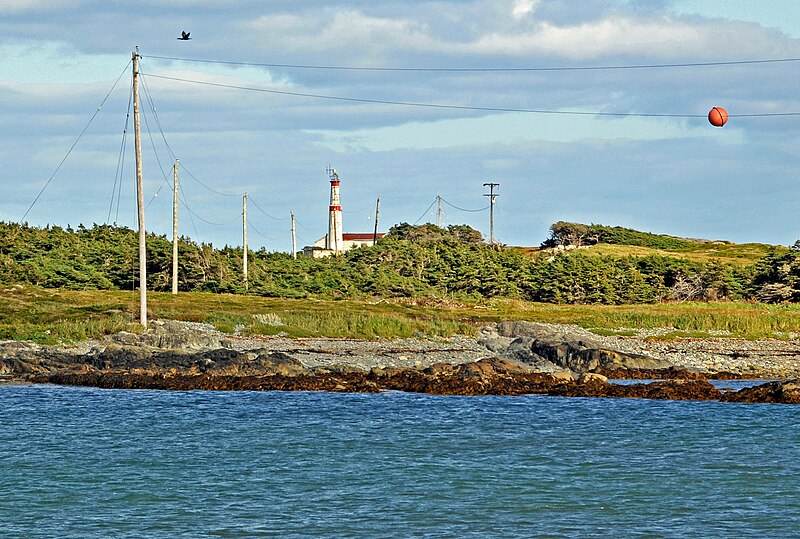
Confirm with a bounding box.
[1,386,798,538]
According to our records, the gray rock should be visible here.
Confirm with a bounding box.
[492,321,672,373]
[578,372,609,384]
[500,337,564,372]
[110,320,224,350]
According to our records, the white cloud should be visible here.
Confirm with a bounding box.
[307,111,744,152]
[243,10,436,59]
[0,0,86,14]
[4,1,800,249]
[465,16,794,58]
[512,0,539,20]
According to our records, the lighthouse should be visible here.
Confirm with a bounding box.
[326,167,344,253]
[301,167,385,258]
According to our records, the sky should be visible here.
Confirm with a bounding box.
[3,0,800,251]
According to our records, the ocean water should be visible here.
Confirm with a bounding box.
[1,385,799,538]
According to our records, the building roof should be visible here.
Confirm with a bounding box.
[343,233,386,241]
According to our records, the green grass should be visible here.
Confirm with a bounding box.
[516,241,780,265]
[4,284,800,343]
[484,299,800,339]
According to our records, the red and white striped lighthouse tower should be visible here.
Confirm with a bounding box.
[326,167,344,253]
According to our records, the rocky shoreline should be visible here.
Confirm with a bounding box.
[2,319,799,403]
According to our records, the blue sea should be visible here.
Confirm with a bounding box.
[1,385,799,538]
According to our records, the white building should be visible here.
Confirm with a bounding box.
[303,232,386,258]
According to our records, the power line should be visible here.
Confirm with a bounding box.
[139,63,243,199]
[144,73,712,118]
[248,195,284,221]
[141,65,243,240]
[412,198,439,225]
[248,220,276,242]
[144,53,800,72]
[179,164,242,198]
[20,60,132,223]
[293,215,313,231]
[181,201,241,226]
[143,72,800,119]
[441,198,489,213]
[176,175,201,242]
[107,78,133,225]
[140,80,175,208]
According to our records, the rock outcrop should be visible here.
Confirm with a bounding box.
[31,357,726,401]
[3,319,800,403]
[722,378,800,404]
[487,321,682,377]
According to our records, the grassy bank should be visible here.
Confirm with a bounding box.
[4,284,800,344]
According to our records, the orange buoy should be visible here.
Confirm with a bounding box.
[708,106,728,127]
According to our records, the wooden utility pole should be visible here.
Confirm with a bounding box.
[171,160,179,295]
[373,196,381,244]
[242,193,248,288]
[483,182,500,244]
[291,210,297,259]
[132,47,147,328]
[437,195,443,228]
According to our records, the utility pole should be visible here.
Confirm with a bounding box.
[437,195,443,228]
[132,47,147,329]
[373,196,381,244]
[171,159,179,295]
[291,210,297,259]
[483,182,500,245]
[242,193,248,289]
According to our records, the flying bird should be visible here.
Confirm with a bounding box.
[178,31,191,40]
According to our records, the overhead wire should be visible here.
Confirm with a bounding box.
[29,51,797,248]
[178,162,243,198]
[19,60,132,223]
[181,201,242,227]
[139,59,244,199]
[141,60,242,239]
[441,198,489,213]
[412,198,439,225]
[144,54,800,72]
[107,76,133,225]
[140,65,245,237]
[292,215,313,231]
[140,74,205,240]
[248,196,284,221]
[175,178,201,241]
[247,220,276,242]
[140,79,174,208]
[144,73,718,118]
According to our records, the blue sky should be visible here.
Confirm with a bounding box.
[2,0,800,251]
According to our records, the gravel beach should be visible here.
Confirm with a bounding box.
[4,320,800,381]
[222,322,800,378]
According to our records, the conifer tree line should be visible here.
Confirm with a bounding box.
[1,220,798,304]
